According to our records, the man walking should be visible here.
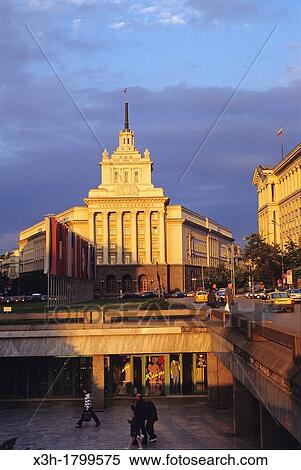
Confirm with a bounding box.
[145,400,158,442]
[75,388,100,428]
[133,394,148,444]
[225,282,235,312]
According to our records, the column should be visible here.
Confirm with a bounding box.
[159,210,166,263]
[92,355,105,410]
[145,210,151,264]
[207,353,233,409]
[88,212,95,244]
[117,211,123,264]
[260,404,299,449]
[102,211,109,264]
[131,210,137,263]
[233,378,259,438]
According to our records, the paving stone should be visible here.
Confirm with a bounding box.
[0,397,256,450]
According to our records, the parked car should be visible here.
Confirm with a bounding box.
[263,292,295,312]
[30,293,42,302]
[118,293,139,300]
[244,292,253,299]
[254,291,268,300]
[11,296,26,303]
[194,290,208,303]
[185,291,195,297]
[287,289,301,302]
[217,288,226,304]
[171,291,185,298]
[138,291,157,298]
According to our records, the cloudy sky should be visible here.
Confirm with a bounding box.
[1,0,301,250]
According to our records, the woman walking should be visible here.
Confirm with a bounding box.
[75,388,100,428]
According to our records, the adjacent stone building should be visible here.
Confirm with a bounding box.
[252,143,301,247]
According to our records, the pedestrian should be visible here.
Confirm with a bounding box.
[225,282,235,312]
[127,406,143,450]
[75,388,100,428]
[145,400,158,442]
[133,394,148,444]
[207,283,218,308]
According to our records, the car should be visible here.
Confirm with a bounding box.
[217,288,226,304]
[254,291,268,300]
[287,289,301,302]
[194,290,208,303]
[171,291,185,298]
[263,292,295,312]
[138,291,157,298]
[185,291,195,297]
[118,293,139,300]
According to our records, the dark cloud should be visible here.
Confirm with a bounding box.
[0,0,298,250]
[1,77,301,249]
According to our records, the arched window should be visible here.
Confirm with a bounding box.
[122,274,132,293]
[138,274,148,292]
[106,275,117,294]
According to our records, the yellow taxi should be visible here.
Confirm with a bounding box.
[194,290,208,303]
[264,292,295,312]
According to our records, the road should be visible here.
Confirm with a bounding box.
[169,296,301,336]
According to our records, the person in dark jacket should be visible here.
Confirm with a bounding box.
[133,394,147,444]
[207,283,218,308]
[145,400,158,442]
[127,407,143,449]
[75,388,100,428]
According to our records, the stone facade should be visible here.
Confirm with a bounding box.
[252,143,301,246]
[18,103,234,293]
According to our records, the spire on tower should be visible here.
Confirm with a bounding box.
[124,102,129,130]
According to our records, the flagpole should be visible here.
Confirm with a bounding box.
[276,127,285,159]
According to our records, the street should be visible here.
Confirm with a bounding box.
[169,296,301,336]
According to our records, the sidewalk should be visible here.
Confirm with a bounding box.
[0,397,257,450]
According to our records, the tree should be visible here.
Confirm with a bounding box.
[243,233,282,288]
[234,265,250,290]
[203,264,231,289]
[283,240,301,283]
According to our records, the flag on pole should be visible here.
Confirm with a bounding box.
[276,127,284,136]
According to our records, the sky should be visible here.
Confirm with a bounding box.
[1,0,301,250]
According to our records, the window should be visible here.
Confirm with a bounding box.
[109,254,117,264]
[114,171,119,183]
[124,171,129,183]
[124,254,131,264]
[134,170,139,183]
[271,183,275,202]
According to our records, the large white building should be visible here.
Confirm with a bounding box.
[18,104,234,294]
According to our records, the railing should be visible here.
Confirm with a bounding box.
[210,308,301,364]
[0,308,206,327]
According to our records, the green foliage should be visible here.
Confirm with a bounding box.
[203,264,231,289]
[283,240,301,281]
[243,233,282,288]
[234,265,250,289]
